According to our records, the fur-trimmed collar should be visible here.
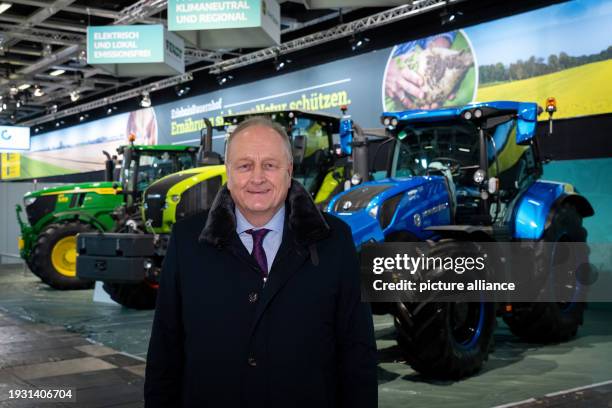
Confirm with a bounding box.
[199,180,330,247]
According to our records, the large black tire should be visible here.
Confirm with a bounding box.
[393,240,496,380]
[31,222,95,290]
[503,203,588,343]
[25,256,39,277]
[103,282,157,310]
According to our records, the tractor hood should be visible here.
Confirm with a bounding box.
[24,181,118,199]
[327,176,450,248]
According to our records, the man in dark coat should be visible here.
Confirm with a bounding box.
[145,117,378,407]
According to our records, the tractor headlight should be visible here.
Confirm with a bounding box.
[474,108,483,118]
[171,194,180,203]
[351,173,362,186]
[391,118,399,127]
[368,205,378,219]
[24,197,37,206]
[462,110,473,120]
[473,169,486,184]
[382,117,391,127]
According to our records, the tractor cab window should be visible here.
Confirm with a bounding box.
[290,118,332,194]
[120,150,196,193]
[392,120,480,184]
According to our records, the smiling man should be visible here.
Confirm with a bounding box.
[144,116,377,408]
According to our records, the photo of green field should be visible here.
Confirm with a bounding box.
[477,59,612,119]
[17,155,79,179]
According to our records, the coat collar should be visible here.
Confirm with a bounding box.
[199,180,330,248]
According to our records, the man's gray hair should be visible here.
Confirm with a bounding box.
[224,116,293,164]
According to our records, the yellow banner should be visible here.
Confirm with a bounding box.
[1,153,21,179]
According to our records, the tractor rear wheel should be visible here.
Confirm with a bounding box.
[393,239,496,379]
[103,282,157,310]
[503,203,588,343]
[31,222,95,290]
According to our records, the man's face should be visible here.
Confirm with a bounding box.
[226,125,292,225]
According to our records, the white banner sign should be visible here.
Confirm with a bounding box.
[0,126,30,151]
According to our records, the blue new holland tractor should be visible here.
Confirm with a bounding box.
[328,100,594,379]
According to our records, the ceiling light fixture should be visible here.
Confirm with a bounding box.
[217,74,233,86]
[440,8,463,25]
[174,85,191,97]
[77,50,87,66]
[349,35,370,51]
[140,92,151,108]
[0,3,12,14]
[70,90,80,102]
[18,83,31,91]
[42,44,53,57]
[49,69,65,76]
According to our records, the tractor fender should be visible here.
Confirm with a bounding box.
[513,180,593,240]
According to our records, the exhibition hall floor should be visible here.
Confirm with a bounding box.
[1,263,612,408]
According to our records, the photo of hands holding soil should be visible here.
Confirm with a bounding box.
[383,30,477,111]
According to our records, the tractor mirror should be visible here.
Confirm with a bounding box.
[292,135,307,165]
[516,102,539,145]
[339,118,353,156]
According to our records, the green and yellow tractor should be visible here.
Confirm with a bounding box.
[76,109,368,308]
[16,142,201,290]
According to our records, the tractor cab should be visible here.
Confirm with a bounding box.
[380,101,543,227]
[329,101,554,247]
[384,103,543,225]
[113,144,198,208]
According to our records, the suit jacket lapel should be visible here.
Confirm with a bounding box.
[226,231,262,275]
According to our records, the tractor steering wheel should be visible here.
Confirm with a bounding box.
[428,157,462,176]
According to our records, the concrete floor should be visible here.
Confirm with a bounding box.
[1,263,612,408]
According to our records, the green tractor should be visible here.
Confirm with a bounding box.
[16,143,201,290]
[77,109,368,308]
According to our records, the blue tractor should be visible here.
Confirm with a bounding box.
[328,100,594,379]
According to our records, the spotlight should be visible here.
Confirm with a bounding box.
[107,107,113,114]
[1,103,6,110]
[33,86,44,97]
[350,35,369,51]
[9,85,18,96]
[77,50,87,66]
[42,43,52,57]
[16,100,21,108]
[273,58,291,71]
[55,121,60,127]
[34,127,39,133]
[217,74,233,86]
[79,115,85,121]
[140,92,151,108]
[70,90,80,102]
[440,9,463,25]
[174,85,191,97]
[47,104,58,114]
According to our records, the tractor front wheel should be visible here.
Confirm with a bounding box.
[395,301,496,379]
[392,239,496,379]
[31,222,95,290]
